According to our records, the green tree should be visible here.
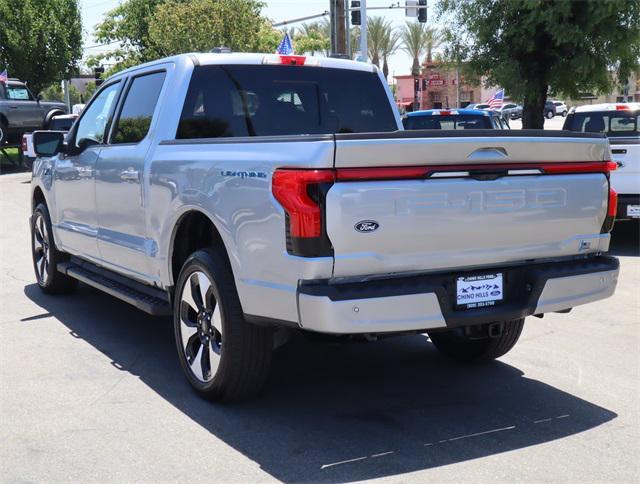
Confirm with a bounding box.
[401,22,429,77]
[438,0,640,128]
[93,0,166,71]
[147,0,279,56]
[0,0,82,94]
[423,27,442,64]
[294,22,330,56]
[40,82,82,105]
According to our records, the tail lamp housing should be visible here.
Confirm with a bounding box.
[272,169,335,257]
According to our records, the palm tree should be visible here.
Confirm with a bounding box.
[423,27,442,64]
[381,28,401,79]
[400,21,428,77]
[367,16,391,68]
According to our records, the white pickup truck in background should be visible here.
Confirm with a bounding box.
[564,103,640,219]
[29,53,620,401]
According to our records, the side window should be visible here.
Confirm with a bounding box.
[74,81,121,149]
[112,71,166,144]
[6,85,33,101]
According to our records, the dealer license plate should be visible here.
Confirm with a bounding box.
[627,205,640,218]
[456,273,504,309]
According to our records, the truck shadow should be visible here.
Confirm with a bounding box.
[24,283,616,482]
[609,222,639,257]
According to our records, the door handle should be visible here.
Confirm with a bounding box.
[120,168,140,182]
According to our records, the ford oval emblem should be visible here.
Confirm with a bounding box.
[354,220,379,233]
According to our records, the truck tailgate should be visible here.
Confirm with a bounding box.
[328,131,612,277]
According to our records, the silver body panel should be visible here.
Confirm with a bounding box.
[327,174,610,277]
[30,53,619,333]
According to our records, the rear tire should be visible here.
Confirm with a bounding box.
[0,119,7,145]
[173,249,273,401]
[31,203,78,294]
[546,111,554,119]
[428,319,525,362]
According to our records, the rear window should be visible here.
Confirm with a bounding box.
[49,117,76,131]
[403,115,493,130]
[176,65,397,139]
[564,112,639,137]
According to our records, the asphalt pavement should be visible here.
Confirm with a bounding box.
[1,142,638,482]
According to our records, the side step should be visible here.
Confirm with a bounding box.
[58,258,172,316]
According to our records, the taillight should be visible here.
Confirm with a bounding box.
[601,186,618,233]
[272,169,335,257]
[21,135,28,153]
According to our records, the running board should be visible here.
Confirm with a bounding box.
[57,258,172,316]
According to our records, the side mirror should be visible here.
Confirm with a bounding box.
[32,130,65,157]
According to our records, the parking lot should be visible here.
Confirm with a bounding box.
[1,160,638,481]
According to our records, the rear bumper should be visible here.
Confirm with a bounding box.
[297,256,619,334]
[617,194,640,220]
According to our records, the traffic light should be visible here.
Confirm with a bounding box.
[418,0,427,23]
[94,66,105,87]
[351,1,361,26]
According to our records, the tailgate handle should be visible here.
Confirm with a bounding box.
[467,147,508,160]
[611,149,627,154]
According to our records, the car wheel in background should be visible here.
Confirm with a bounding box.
[0,119,7,145]
[562,111,568,117]
[546,111,554,119]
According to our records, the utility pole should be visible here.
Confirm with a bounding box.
[345,0,351,58]
[330,1,347,55]
[63,80,71,113]
[359,0,367,62]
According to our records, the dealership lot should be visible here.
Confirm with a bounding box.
[1,166,638,482]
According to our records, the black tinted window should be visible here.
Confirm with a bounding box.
[403,115,493,130]
[564,112,639,137]
[112,71,166,144]
[49,117,76,131]
[177,65,397,138]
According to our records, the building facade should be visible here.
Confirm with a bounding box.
[394,62,499,112]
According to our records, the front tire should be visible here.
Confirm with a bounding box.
[428,319,524,362]
[561,110,568,117]
[173,249,273,401]
[31,203,77,294]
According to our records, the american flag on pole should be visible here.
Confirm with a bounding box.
[276,33,293,55]
[486,89,504,109]
[0,70,7,84]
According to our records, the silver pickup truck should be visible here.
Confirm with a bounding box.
[30,53,619,401]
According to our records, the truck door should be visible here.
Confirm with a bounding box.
[95,70,167,282]
[53,80,122,259]
[4,83,42,128]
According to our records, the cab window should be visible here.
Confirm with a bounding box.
[73,81,121,150]
[111,71,166,144]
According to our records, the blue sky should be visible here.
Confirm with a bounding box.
[80,0,435,79]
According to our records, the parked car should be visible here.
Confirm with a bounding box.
[22,114,79,167]
[0,79,67,145]
[30,53,619,401]
[544,101,557,119]
[563,103,639,220]
[468,103,490,110]
[495,103,522,120]
[403,109,510,130]
[552,100,568,117]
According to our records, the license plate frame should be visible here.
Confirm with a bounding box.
[627,205,640,218]
[456,273,504,309]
